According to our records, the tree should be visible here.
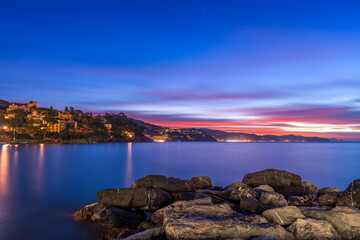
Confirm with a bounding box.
[65,107,69,112]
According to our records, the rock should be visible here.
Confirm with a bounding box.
[174,192,197,201]
[254,185,275,193]
[318,187,341,196]
[230,184,259,201]
[239,196,265,214]
[131,175,192,193]
[262,206,305,225]
[259,191,288,209]
[287,218,342,240]
[121,227,165,240]
[137,221,156,232]
[97,188,172,211]
[151,197,237,225]
[91,207,144,228]
[276,186,310,198]
[163,213,294,240]
[242,169,301,189]
[301,206,360,240]
[288,195,318,206]
[319,192,339,207]
[208,186,224,191]
[191,176,213,189]
[337,179,360,209]
[301,181,319,195]
[225,182,249,191]
[72,202,105,222]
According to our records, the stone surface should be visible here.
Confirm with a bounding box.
[191,176,213,189]
[174,192,197,201]
[262,206,305,225]
[287,218,341,240]
[91,207,143,228]
[254,185,275,193]
[276,186,310,198]
[239,196,265,214]
[121,227,165,240]
[72,202,105,222]
[230,184,258,201]
[318,187,341,196]
[259,191,288,209]
[130,175,192,193]
[301,181,319,195]
[337,179,360,209]
[242,169,301,189]
[301,206,360,240]
[97,188,172,211]
[163,214,294,240]
[319,192,339,207]
[225,182,249,191]
[288,195,318,206]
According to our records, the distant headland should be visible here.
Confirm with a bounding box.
[0,100,341,144]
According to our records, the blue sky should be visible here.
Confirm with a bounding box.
[1,1,360,139]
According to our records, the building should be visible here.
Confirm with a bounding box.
[7,101,38,113]
[104,123,112,132]
[57,111,73,121]
[27,110,47,122]
[47,120,66,133]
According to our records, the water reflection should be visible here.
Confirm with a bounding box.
[0,144,9,195]
[124,143,134,187]
[35,144,45,191]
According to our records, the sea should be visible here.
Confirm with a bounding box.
[0,142,359,240]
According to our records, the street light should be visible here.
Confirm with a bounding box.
[3,126,8,130]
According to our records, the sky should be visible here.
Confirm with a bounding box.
[1,1,360,140]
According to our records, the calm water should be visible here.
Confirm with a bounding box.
[0,142,359,240]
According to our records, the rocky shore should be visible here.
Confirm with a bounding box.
[72,169,360,240]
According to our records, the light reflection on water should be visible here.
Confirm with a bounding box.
[0,142,359,240]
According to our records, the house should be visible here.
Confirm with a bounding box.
[7,101,38,113]
[47,120,66,133]
[104,123,112,131]
[57,111,73,121]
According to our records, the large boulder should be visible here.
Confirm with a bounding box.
[254,185,275,193]
[151,197,237,225]
[301,206,360,240]
[225,182,249,191]
[163,213,294,240]
[191,176,213,189]
[287,218,342,240]
[318,187,341,196]
[276,186,310,198]
[131,175,192,193]
[97,188,172,211]
[91,207,144,228]
[259,191,288,209]
[319,192,339,207]
[262,206,305,225]
[337,179,360,209]
[72,202,105,222]
[239,196,265,214]
[122,227,165,240]
[230,184,258,201]
[242,169,301,189]
[301,181,319,195]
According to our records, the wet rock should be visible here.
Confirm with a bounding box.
[276,186,310,198]
[225,182,249,191]
[230,184,259,201]
[337,179,360,209]
[131,175,192,193]
[259,191,288,209]
[242,169,301,189]
[319,192,339,207]
[287,218,341,240]
[122,227,165,240]
[318,187,341,196]
[262,206,305,225]
[301,181,319,195]
[72,202,105,222]
[97,188,172,211]
[239,196,265,214]
[288,195,318,206]
[301,206,360,240]
[191,176,213,189]
[254,185,275,193]
[163,213,294,240]
[91,207,144,228]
